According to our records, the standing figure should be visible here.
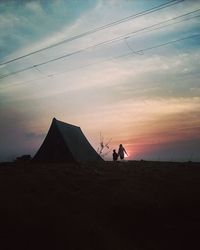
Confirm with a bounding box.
[118,144,128,160]
[113,149,118,161]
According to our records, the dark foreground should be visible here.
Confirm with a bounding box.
[0,161,199,250]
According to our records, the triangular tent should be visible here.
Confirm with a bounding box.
[33,118,103,162]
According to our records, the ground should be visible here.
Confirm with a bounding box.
[0,160,199,250]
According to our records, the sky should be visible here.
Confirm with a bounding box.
[0,0,200,162]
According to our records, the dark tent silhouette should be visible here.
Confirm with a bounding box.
[33,118,103,162]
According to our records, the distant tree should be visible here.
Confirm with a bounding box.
[15,155,32,162]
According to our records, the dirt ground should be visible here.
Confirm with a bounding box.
[0,160,199,250]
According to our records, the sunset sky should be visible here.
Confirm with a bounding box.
[0,0,200,161]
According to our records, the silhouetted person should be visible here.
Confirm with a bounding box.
[118,144,128,160]
[113,149,118,161]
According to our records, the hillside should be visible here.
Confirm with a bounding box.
[0,161,199,250]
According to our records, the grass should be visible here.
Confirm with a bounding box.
[0,160,199,250]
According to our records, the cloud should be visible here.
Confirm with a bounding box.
[0,106,41,161]
[132,138,200,162]
[0,0,96,61]
[25,1,44,13]
[25,132,45,139]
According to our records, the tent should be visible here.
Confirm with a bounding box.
[33,118,103,162]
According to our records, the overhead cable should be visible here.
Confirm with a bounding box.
[0,0,183,66]
[0,9,199,80]
[1,33,199,84]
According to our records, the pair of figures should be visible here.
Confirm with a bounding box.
[113,144,128,161]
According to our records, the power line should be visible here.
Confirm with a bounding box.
[1,33,199,89]
[0,52,134,90]
[0,0,183,66]
[137,33,200,53]
[1,9,199,80]
[106,9,200,44]
[43,33,200,72]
